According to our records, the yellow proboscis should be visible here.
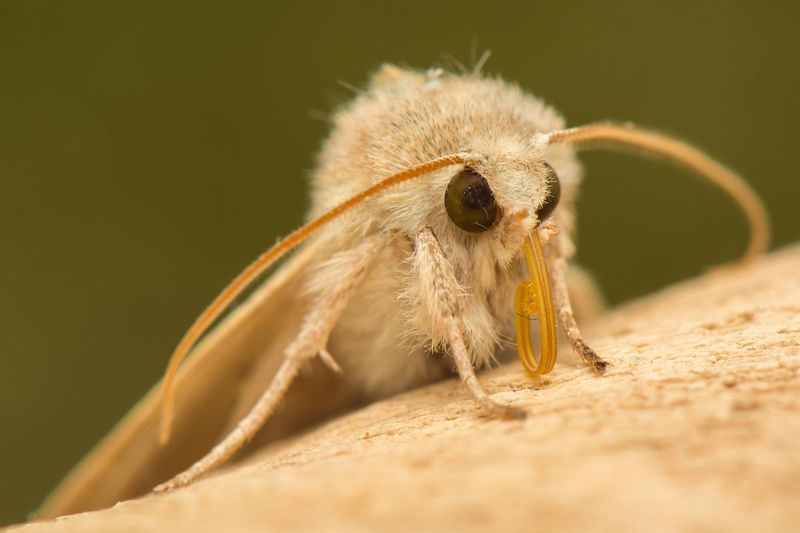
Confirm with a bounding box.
[514,231,557,377]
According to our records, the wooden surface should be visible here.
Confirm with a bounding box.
[11,245,800,532]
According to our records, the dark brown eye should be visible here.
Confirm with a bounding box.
[536,163,561,221]
[444,167,499,233]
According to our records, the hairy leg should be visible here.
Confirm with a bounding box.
[567,265,606,322]
[550,234,608,374]
[415,226,524,419]
[155,235,384,492]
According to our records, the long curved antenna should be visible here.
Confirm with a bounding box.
[541,123,770,260]
[158,154,468,444]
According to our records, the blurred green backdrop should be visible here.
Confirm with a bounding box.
[1,1,798,524]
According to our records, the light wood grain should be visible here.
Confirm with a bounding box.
[12,245,800,533]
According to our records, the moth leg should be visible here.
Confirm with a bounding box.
[550,237,608,374]
[154,235,383,493]
[566,265,606,322]
[415,226,524,420]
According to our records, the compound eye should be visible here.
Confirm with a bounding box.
[536,163,561,221]
[444,167,499,233]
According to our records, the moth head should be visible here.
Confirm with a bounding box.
[443,162,561,234]
[425,149,566,269]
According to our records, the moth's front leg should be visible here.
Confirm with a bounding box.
[155,235,384,492]
[415,226,524,420]
[550,233,609,374]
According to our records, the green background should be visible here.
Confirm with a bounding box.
[1,1,798,525]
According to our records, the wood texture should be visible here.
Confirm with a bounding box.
[13,245,800,532]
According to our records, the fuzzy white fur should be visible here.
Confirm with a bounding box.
[310,65,583,397]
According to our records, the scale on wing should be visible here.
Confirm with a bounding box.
[39,238,365,518]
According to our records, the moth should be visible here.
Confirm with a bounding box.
[39,64,769,518]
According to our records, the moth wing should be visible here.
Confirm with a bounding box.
[39,238,363,518]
